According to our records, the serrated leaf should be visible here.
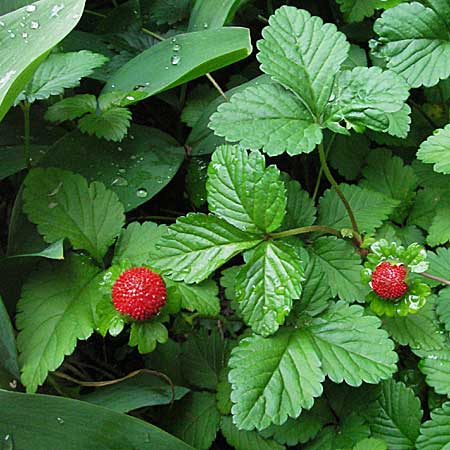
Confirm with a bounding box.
[167,392,221,450]
[45,94,97,122]
[419,349,450,396]
[0,295,19,380]
[16,254,100,393]
[354,439,388,450]
[427,198,450,247]
[437,286,450,331]
[207,145,286,233]
[366,379,422,450]
[228,327,324,430]
[17,51,107,103]
[342,44,368,70]
[318,184,399,233]
[375,223,425,248]
[235,240,303,336]
[417,125,450,174]
[310,237,365,302]
[151,213,262,283]
[386,104,412,139]
[220,416,284,450]
[408,187,445,231]
[23,168,125,262]
[146,0,190,25]
[412,160,450,190]
[209,82,322,157]
[257,6,349,115]
[336,0,378,22]
[217,367,232,415]
[416,402,450,450]
[181,84,217,127]
[304,302,398,385]
[129,321,168,354]
[373,2,450,88]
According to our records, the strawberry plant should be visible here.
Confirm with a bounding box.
[2,0,450,449]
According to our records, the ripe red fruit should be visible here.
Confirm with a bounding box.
[371,262,408,300]
[112,267,166,320]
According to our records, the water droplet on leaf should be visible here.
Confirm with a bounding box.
[136,188,148,198]
[30,21,39,29]
[26,4,37,12]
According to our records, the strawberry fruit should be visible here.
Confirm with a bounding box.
[371,262,408,300]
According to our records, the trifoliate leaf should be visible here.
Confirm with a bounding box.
[416,402,450,450]
[16,255,101,393]
[151,213,262,283]
[207,145,286,233]
[257,6,349,115]
[304,301,398,385]
[181,84,217,127]
[336,0,378,22]
[229,327,324,430]
[209,82,322,156]
[45,94,97,122]
[166,392,221,450]
[318,184,399,233]
[128,321,168,354]
[16,51,107,103]
[166,279,220,316]
[366,379,423,450]
[326,67,410,135]
[417,125,450,174]
[373,2,450,87]
[310,237,365,302]
[235,240,303,336]
[220,416,284,450]
[427,197,450,246]
[437,286,450,331]
[23,168,125,262]
[180,328,225,390]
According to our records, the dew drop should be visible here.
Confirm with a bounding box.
[111,177,128,187]
[172,43,181,51]
[0,21,5,26]
[8,379,17,389]
[117,146,123,152]
[48,202,59,209]
[118,168,126,173]
[275,286,286,294]
[26,4,37,12]
[30,21,39,29]
[203,22,208,28]
[136,188,148,198]
[56,417,64,424]
[126,95,134,101]
[22,32,28,39]
[3,434,12,450]
[51,3,65,18]
[20,22,25,27]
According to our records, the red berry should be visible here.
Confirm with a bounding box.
[371,262,408,300]
[112,267,166,320]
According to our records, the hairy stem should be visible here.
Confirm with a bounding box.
[420,272,450,286]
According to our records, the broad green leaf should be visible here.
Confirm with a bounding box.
[427,197,450,247]
[209,82,322,156]
[373,1,450,88]
[318,184,399,233]
[129,321,168,354]
[7,239,64,260]
[336,0,378,22]
[181,84,217,127]
[220,416,284,450]
[16,255,101,392]
[188,0,245,31]
[0,295,19,380]
[39,125,184,212]
[417,125,450,174]
[228,327,324,430]
[16,51,107,103]
[310,237,365,302]
[326,67,410,135]
[257,6,349,115]
[151,213,262,283]
[366,379,422,450]
[0,0,86,122]
[207,145,286,233]
[166,392,221,450]
[416,402,450,450]
[354,439,388,450]
[437,286,450,331]
[180,328,225,390]
[427,248,450,288]
[217,368,232,415]
[0,390,194,450]
[304,302,397,385]
[0,144,48,181]
[103,27,252,99]
[375,223,425,248]
[23,168,125,262]
[235,240,303,336]
[412,160,450,190]
[419,349,450,396]
[45,94,98,122]
[408,187,446,231]
[167,279,220,316]
[81,373,189,412]
[342,44,368,70]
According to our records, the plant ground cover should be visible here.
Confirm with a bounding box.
[2,0,450,449]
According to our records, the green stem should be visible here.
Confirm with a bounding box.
[141,27,164,41]
[420,272,450,286]
[317,141,361,241]
[269,225,343,239]
[22,101,31,169]
[312,134,336,201]
[84,9,107,18]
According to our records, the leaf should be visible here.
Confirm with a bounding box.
[354,439,388,450]
[167,279,220,316]
[257,6,349,115]
[220,416,284,450]
[188,0,244,31]
[304,302,398,386]
[23,168,125,262]
[207,145,286,233]
[408,187,445,231]
[427,197,450,247]
[416,402,450,450]
[146,0,190,25]
[336,0,378,22]
[366,379,422,450]
[235,240,303,336]
[151,213,262,283]
[186,157,208,208]
[342,44,368,70]
[209,82,323,157]
[310,237,365,302]
[39,125,185,212]
[0,295,19,380]
[373,1,450,88]
[326,67,410,135]
[417,125,450,174]
[318,184,399,233]
[181,84,217,127]
[16,254,101,393]
[0,390,194,450]
[166,392,221,450]
[420,350,450,396]
[17,51,107,103]
[44,94,97,122]
[0,0,86,122]
[437,286,450,331]
[103,27,252,99]
[228,327,324,430]
[81,373,189,412]
[129,321,168,354]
